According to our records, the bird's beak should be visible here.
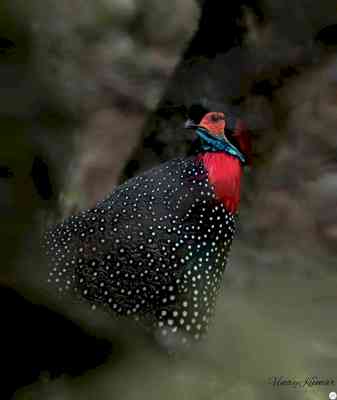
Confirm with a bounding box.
[184,119,200,129]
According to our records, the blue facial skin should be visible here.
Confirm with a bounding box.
[196,127,246,164]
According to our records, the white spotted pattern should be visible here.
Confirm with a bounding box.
[44,157,236,344]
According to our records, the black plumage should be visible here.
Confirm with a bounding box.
[44,157,236,344]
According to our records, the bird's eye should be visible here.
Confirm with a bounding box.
[211,114,220,122]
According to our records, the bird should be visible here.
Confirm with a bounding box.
[44,111,252,345]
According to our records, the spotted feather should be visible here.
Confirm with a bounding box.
[44,157,235,343]
[44,111,250,345]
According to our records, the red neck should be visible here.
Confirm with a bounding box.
[198,152,243,213]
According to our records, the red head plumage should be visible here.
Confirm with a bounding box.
[185,110,253,166]
[199,112,226,137]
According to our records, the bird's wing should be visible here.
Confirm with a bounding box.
[44,156,236,340]
[45,158,204,308]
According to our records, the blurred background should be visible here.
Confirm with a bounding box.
[1,0,337,399]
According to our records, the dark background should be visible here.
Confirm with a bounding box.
[1,0,337,399]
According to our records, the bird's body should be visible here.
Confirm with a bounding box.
[44,112,251,344]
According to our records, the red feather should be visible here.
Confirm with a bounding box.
[198,152,243,213]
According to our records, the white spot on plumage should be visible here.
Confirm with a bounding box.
[45,157,237,343]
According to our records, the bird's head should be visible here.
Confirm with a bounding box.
[185,111,253,165]
[185,112,226,138]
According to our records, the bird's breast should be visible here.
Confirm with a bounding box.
[198,152,243,213]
